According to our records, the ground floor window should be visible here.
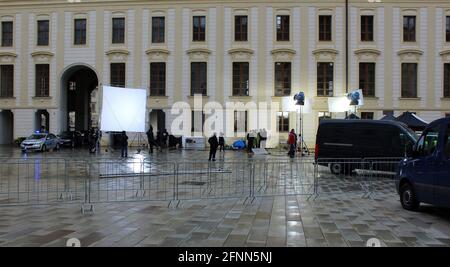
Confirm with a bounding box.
[317,62,334,96]
[277,112,289,133]
[234,111,248,133]
[0,64,13,97]
[110,63,126,87]
[35,64,49,97]
[191,111,205,134]
[444,63,450,98]
[401,63,417,98]
[361,112,374,119]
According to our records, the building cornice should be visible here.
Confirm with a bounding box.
[270,48,296,55]
[145,48,170,55]
[228,48,254,55]
[0,52,17,58]
[105,49,130,56]
[31,51,54,57]
[439,50,450,56]
[396,49,423,56]
[354,48,381,56]
[312,48,339,55]
[186,48,212,55]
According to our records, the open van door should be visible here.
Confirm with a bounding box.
[436,123,450,207]
[409,126,441,204]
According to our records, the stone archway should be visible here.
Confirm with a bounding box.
[0,110,13,144]
[59,64,99,133]
[149,109,166,132]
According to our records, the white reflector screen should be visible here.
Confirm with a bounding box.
[328,96,351,113]
[100,86,147,132]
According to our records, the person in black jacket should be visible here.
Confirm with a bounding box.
[146,126,155,154]
[155,130,163,152]
[120,131,128,158]
[218,132,225,152]
[208,133,219,161]
[162,129,169,148]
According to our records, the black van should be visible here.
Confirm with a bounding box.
[315,119,418,174]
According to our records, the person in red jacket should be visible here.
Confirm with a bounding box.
[288,129,296,158]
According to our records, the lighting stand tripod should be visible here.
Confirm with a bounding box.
[298,106,310,156]
[130,132,147,154]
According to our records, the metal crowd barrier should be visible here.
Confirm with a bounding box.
[314,157,403,199]
[0,157,405,212]
[0,158,87,205]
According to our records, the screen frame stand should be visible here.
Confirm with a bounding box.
[130,132,147,154]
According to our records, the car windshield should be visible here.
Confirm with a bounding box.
[27,134,46,140]
[401,126,418,142]
[60,132,71,138]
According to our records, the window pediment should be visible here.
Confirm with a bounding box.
[440,50,450,62]
[186,48,211,61]
[397,49,423,61]
[271,48,296,56]
[145,48,170,61]
[354,48,381,61]
[0,52,17,63]
[146,48,170,55]
[271,48,296,61]
[105,49,130,61]
[105,49,130,56]
[228,48,254,60]
[186,48,212,55]
[31,51,54,57]
[312,48,338,61]
[31,51,54,63]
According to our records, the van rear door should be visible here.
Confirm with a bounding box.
[436,123,450,207]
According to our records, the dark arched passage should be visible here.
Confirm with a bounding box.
[60,64,98,133]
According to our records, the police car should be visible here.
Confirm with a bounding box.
[20,132,60,152]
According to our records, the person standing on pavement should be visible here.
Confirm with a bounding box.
[156,130,163,152]
[247,130,255,153]
[208,132,219,161]
[88,128,96,153]
[288,129,296,158]
[120,131,128,158]
[162,129,169,148]
[260,128,268,149]
[96,129,102,153]
[146,126,155,154]
[218,132,225,152]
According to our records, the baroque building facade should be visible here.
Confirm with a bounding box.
[1,0,450,147]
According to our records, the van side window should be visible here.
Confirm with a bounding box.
[445,125,450,158]
[416,127,440,157]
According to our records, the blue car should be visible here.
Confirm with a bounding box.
[396,117,450,211]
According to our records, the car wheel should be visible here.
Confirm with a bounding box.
[400,183,420,211]
[54,144,59,151]
[330,163,343,175]
[41,145,47,152]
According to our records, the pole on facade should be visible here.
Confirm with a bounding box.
[345,0,349,118]
[345,0,349,94]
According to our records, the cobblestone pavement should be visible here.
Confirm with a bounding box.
[1,145,450,247]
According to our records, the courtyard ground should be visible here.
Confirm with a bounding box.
[0,145,449,247]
